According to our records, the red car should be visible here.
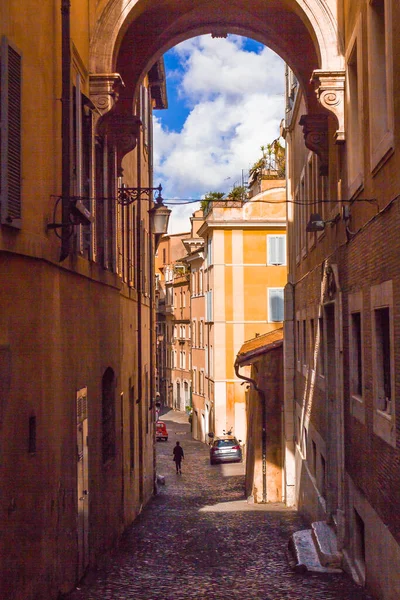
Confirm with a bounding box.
[156,421,168,441]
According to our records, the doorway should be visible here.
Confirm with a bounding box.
[76,386,89,578]
[324,303,339,520]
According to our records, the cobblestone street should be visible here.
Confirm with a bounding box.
[66,410,375,600]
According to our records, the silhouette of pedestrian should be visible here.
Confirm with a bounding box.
[173,441,184,474]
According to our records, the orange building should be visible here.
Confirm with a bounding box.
[0,3,168,599]
[197,181,287,444]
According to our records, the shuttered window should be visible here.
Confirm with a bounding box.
[206,289,213,322]
[268,288,284,322]
[1,36,22,228]
[267,234,286,265]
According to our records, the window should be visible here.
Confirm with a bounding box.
[206,290,213,322]
[0,37,22,228]
[192,270,197,296]
[267,235,286,266]
[268,288,284,322]
[351,312,363,397]
[207,237,212,267]
[193,368,197,393]
[129,382,135,470]
[180,351,186,369]
[200,370,204,395]
[302,320,307,365]
[199,320,204,347]
[346,22,363,194]
[310,318,315,368]
[320,454,326,499]
[102,367,116,464]
[374,307,391,411]
[354,508,366,569]
[368,0,394,172]
[199,269,203,294]
[140,85,149,147]
[318,316,325,376]
[192,320,197,347]
[311,440,317,476]
[371,280,395,446]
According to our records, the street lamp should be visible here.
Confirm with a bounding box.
[117,183,171,235]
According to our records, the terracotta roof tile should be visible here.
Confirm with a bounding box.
[236,327,283,364]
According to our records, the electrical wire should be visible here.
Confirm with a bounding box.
[50,194,378,207]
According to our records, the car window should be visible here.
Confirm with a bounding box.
[215,438,238,447]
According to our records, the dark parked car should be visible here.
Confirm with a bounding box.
[209,435,242,465]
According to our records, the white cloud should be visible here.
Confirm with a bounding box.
[153,35,285,234]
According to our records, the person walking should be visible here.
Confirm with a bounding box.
[173,441,184,474]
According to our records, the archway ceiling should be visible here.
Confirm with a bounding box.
[112,0,322,114]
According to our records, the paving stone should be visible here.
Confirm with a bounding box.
[65,410,376,600]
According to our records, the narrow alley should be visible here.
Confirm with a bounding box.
[66,411,375,600]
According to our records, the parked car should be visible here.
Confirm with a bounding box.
[156,421,168,441]
[209,435,242,464]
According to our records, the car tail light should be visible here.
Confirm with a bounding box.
[231,445,240,450]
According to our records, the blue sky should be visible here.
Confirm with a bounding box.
[153,35,285,233]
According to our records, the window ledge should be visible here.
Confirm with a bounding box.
[351,394,365,424]
[376,408,392,422]
[373,408,396,447]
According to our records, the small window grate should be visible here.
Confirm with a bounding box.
[28,416,36,454]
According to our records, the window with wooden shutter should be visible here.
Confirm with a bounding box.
[1,36,22,228]
[267,234,286,265]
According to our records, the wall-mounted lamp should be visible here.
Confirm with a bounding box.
[47,197,94,237]
[118,183,171,235]
[306,212,336,232]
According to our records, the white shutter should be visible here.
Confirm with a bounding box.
[1,37,22,228]
[269,288,284,322]
[277,235,286,265]
[267,235,286,265]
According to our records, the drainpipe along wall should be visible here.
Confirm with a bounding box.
[136,131,142,408]
[60,0,71,261]
[234,362,267,503]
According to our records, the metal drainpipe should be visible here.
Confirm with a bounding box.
[234,361,267,504]
[60,0,71,262]
[136,132,142,408]
[148,128,157,493]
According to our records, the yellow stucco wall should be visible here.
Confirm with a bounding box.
[206,185,287,440]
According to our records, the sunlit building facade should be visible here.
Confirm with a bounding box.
[198,182,287,444]
[1,3,167,598]
[283,1,400,597]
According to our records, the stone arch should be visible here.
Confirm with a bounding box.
[90,0,343,111]
[89,0,346,168]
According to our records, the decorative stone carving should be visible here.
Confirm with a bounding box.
[322,262,339,303]
[312,70,345,143]
[97,111,141,176]
[211,28,228,38]
[89,73,124,115]
[299,114,329,176]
